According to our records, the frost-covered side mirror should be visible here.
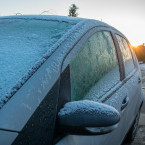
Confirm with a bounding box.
[57,100,120,135]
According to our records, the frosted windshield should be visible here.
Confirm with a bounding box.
[0,19,73,106]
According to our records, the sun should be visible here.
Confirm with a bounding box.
[131,45,138,49]
[130,40,143,47]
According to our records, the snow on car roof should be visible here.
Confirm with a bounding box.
[0,15,115,28]
[0,15,82,108]
[0,15,97,25]
[0,15,120,109]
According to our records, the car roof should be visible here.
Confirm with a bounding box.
[0,15,125,39]
[0,15,116,29]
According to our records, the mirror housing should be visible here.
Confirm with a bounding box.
[57,100,120,135]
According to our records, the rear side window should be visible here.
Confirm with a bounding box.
[70,31,120,101]
[116,35,135,76]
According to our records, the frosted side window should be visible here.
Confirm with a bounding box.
[116,35,135,76]
[70,31,120,101]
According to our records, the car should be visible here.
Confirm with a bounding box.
[0,15,144,145]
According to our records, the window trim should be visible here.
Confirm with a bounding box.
[111,32,125,81]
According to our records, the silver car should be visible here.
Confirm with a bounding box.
[0,15,143,145]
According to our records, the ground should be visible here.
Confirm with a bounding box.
[123,64,145,145]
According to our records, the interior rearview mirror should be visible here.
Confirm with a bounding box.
[57,100,120,135]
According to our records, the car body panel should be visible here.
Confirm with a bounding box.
[0,130,18,145]
[0,51,60,131]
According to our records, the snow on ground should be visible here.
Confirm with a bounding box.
[140,63,145,70]
[139,64,145,82]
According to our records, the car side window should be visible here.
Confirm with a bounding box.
[70,31,120,101]
[116,35,135,76]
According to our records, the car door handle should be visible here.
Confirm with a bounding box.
[121,96,129,111]
[138,77,141,83]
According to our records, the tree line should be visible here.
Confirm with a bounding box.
[132,44,145,62]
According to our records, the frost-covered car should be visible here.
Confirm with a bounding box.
[0,15,144,145]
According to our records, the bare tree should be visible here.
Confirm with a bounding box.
[68,4,79,17]
[40,9,57,15]
[16,13,22,15]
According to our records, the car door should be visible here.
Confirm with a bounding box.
[115,34,142,133]
[56,28,129,145]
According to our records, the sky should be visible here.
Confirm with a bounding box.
[0,0,145,46]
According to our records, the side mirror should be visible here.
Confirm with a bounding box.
[57,100,120,135]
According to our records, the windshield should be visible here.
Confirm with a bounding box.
[0,19,73,108]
